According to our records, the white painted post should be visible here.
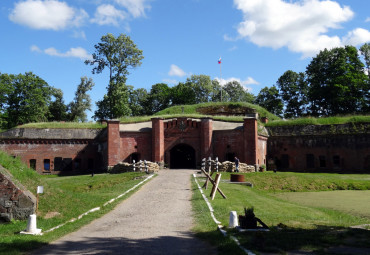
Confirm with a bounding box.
[208,157,211,171]
[228,211,239,228]
[133,160,136,172]
[202,158,206,170]
[21,214,42,235]
[216,157,219,172]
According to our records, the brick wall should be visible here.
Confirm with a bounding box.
[257,136,268,166]
[0,140,102,174]
[200,118,213,159]
[267,124,370,172]
[163,118,201,167]
[212,130,244,162]
[107,120,121,167]
[243,116,258,166]
[0,128,105,174]
[119,132,152,162]
[151,118,164,162]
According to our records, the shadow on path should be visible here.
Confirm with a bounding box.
[35,232,215,255]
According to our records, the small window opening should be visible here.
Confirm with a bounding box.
[306,154,315,168]
[319,155,326,168]
[333,155,340,167]
[44,159,50,171]
[30,159,36,170]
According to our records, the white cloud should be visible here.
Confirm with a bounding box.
[366,17,370,22]
[228,46,238,51]
[114,0,150,18]
[91,4,126,26]
[232,0,357,57]
[30,45,42,53]
[9,0,88,30]
[32,45,92,60]
[214,77,258,91]
[168,64,187,77]
[224,34,239,42]
[342,28,370,46]
[72,30,87,40]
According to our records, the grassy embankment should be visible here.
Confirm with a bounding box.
[17,122,107,129]
[7,103,370,129]
[266,115,370,127]
[192,171,370,254]
[0,151,150,255]
[119,102,281,123]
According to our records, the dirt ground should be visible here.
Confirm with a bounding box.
[33,170,217,255]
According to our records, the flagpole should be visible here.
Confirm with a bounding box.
[218,57,222,102]
[220,59,222,102]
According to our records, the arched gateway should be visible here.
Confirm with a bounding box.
[169,144,196,169]
[105,116,265,171]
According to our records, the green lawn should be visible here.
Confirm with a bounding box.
[192,172,370,254]
[0,152,152,255]
[275,190,370,219]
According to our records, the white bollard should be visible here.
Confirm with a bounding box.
[21,214,42,235]
[228,211,239,228]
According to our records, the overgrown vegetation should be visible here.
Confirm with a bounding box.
[155,102,280,121]
[17,122,106,129]
[0,151,149,255]
[119,102,280,123]
[192,172,370,254]
[7,104,370,130]
[4,103,369,131]
[266,115,370,127]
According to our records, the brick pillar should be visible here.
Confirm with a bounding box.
[200,118,213,159]
[244,114,258,166]
[107,119,121,167]
[151,118,164,162]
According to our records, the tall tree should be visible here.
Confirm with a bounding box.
[223,81,240,102]
[359,43,370,112]
[360,43,370,80]
[85,33,143,120]
[2,72,53,128]
[277,70,308,118]
[0,73,12,129]
[68,77,94,122]
[210,79,222,102]
[255,86,283,117]
[223,80,255,103]
[170,82,197,105]
[306,46,367,116]
[185,74,213,103]
[48,88,68,121]
[128,87,148,116]
[144,83,171,115]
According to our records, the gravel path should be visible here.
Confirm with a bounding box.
[34,170,216,255]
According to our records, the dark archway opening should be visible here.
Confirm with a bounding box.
[225,152,235,162]
[170,144,196,169]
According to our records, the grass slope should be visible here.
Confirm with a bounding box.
[17,122,106,129]
[119,102,280,124]
[266,115,370,127]
[0,151,150,255]
[192,171,370,254]
[155,102,280,121]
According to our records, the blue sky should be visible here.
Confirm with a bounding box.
[1,0,369,119]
